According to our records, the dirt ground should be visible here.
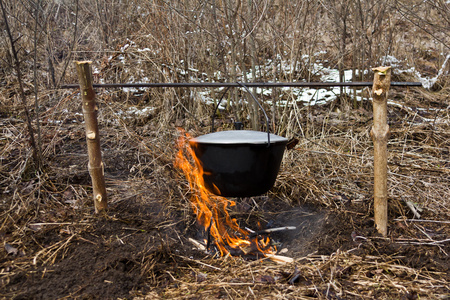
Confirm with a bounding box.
[2,188,449,299]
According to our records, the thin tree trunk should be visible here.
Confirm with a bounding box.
[248,0,259,130]
[371,66,391,236]
[75,61,108,213]
[34,0,43,166]
[352,1,357,108]
[56,0,78,88]
[1,0,41,169]
[272,39,278,132]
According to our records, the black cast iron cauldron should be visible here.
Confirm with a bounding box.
[189,130,287,197]
[188,82,288,197]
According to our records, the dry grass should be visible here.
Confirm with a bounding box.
[134,249,448,299]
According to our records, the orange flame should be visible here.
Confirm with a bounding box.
[175,129,275,256]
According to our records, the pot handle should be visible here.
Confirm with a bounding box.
[210,83,271,146]
[237,82,271,146]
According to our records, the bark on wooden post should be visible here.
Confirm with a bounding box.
[371,66,391,236]
[75,61,107,213]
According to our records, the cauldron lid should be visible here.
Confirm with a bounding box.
[190,130,288,145]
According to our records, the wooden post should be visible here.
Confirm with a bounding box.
[75,61,108,213]
[371,66,391,236]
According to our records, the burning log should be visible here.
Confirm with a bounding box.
[188,238,206,251]
[188,237,293,264]
[248,226,296,237]
[265,254,294,264]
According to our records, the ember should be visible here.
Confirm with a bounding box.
[175,129,277,258]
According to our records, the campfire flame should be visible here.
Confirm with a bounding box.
[175,129,275,257]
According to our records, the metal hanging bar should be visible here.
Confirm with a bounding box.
[60,81,422,89]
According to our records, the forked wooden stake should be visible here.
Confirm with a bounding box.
[371,66,391,236]
[75,61,107,213]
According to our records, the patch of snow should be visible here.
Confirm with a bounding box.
[137,48,151,52]
[117,106,156,120]
[255,87,272,97]
[383,55,400,67]
[395,54,449,89]
[46,119,62,124]
[123,87,139,93]
[417,54,449,89]
[92,66,100,75]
